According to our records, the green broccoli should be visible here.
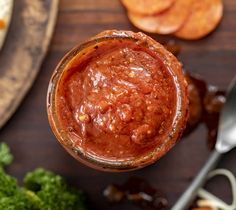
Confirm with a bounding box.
[24,168,86,210]
[0,189,43,210]
[0,143,87,210]
[0,143,16,197]
[0,170,17,197]
[0,143,13,168]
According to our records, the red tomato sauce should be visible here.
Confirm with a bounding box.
[56,39,177,161]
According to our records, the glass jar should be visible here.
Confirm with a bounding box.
[47,30,188,172]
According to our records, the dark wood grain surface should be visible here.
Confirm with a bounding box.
[0,0,236,209]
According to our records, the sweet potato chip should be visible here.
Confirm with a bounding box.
[121,0,175,15]
[128,0,192,34]
[174,0,223,40]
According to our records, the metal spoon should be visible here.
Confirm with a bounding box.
[171,75,236,210]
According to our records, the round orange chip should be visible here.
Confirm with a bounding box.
[174,0,223,40]
[128,0,192,34]
[121,0,175,15]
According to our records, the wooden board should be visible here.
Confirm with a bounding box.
[0,0,236,210]
[0,0,59,128]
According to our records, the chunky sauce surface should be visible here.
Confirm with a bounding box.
[57,40,177,161]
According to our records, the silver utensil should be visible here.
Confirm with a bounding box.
[171,75,236,210]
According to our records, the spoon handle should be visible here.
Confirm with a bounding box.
[171,149,223,210]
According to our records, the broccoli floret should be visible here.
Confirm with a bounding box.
[24,168,86,210]
[0,170,17,197]
[0,143,86,210]
[0,189,43,210]
[0,143,13,168]
[0,143,17,197]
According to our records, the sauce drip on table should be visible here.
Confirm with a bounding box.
[163,40,181,56]
[103,177,168,210]
[185,73,225,149]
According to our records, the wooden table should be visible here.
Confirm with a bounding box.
[1,0,236,209]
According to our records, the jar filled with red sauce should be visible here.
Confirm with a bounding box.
[47,30,188,171]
